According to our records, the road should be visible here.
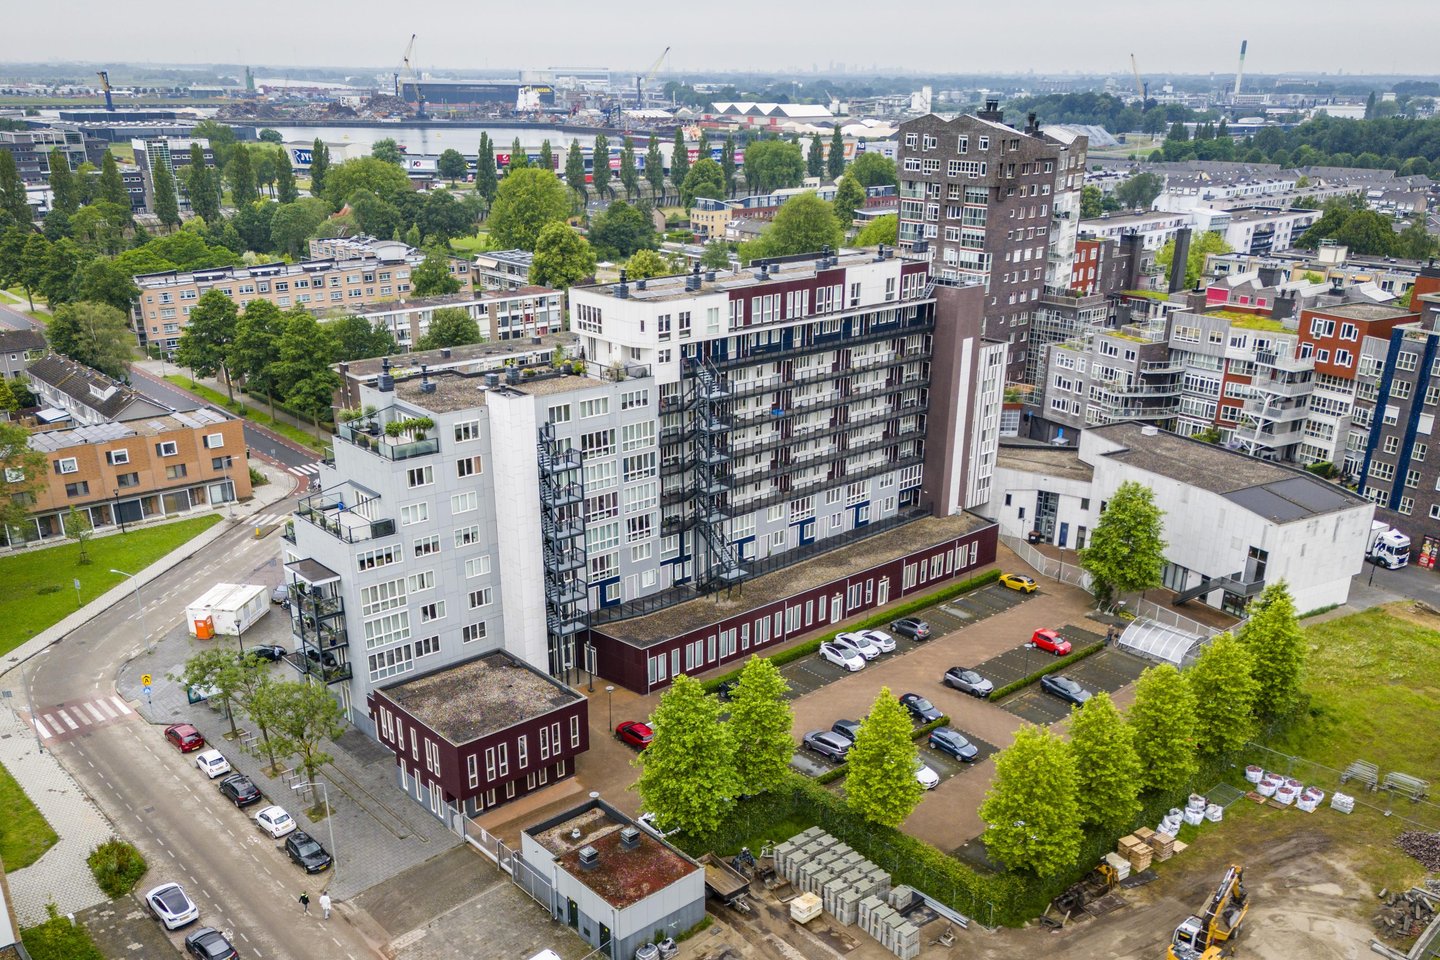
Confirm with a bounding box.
[22,518,380,960]
[0,300,37,330]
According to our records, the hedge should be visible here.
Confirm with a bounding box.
[988,640,1105,701]
[702,570,1002,693]
[812,715,952,785]
[21,912,104,960]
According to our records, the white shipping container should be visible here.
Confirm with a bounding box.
[186,583,270,637]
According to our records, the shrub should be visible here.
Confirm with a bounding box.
[22,910,104,960]
[87,838,147,897]
[989,641,1105,700]
[248,466,268,487]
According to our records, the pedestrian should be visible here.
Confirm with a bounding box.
[299,891,310,914]
[320,891,332,920]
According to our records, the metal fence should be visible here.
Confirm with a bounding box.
[1001,536,1092,592]
[1238,742,1440,833]
[462,816,553,909]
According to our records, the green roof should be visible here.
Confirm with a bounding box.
[1209,310,1286,332]
[1121,289,1172,302]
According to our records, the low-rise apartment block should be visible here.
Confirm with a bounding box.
[26,354,170,426]
[326,287,564,353]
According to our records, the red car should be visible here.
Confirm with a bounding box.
[615,720,654,750]
[165,723,206,753]
[1029,629,1073,657]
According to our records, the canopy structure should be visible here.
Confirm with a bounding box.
[1118,618,1204,667]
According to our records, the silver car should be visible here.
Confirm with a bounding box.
[943,667,994,698]
[819,641,865,672]
[833,632,880,661]
[145,882,199,930]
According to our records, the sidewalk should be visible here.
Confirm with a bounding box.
[132,357,330,448]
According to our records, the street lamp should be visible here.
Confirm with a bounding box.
[110,568,150,651]
[112,488,127,533]
[605,685,615,732]
[222,456,236,519]
[292,780,337,885]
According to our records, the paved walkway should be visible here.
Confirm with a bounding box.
[131,357,331,447]
[0,705,111,926]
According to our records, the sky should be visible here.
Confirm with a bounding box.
[6,0,1433,78]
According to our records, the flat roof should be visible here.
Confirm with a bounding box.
[336,286,561,319]
[377,651,581,745]
[342,333,577,379]
[997,442,1095,482]
[600,512,990,646]
[27,408,229,451]
[573,249,910,304]
[1307,302,1416,322]
[529,803,699,911]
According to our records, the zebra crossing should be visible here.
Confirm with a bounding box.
[27,695,135,744]
[288,463,321,477]
[249,512,292,528]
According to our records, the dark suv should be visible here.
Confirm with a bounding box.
[890,617,931,641]
[830,719,861,746]
[285,831,333,873]
[218,774,262,808]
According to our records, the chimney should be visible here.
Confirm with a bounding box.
[755,261,769,281]
[419,363,435,394]
[620,826,641,850]
[705,269,716,282]
[440,348,451,359]
[578,845,600,871]
[484,372,499,389]
[506,367,519,385]
[615,269,629,299]
[977,98,1003,122]
[1256,265,1281,288]
[1168,227,1192,294]
[377,357,394,392]
[687,262,702,291]
[1026,112,1039,135]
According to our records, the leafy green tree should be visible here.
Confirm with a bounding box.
[828,127,846,179]
[0,151,29,224]
[240,672,285,771]
[417,190,471,244]
[176,290,239,400]
[253,149,277,198]
[980,725,1083,876]
[743,139,806,193]
[1239,581,1306,721]
[1187,632,1259,754]
[186,144,220,222]
[833,172,866,226]
[588,201,656,260]
[807,133,825,178]
[0,421,45,536]
[410,246,462,297]
[696,128,711,163]
[151,160,180,228]
[725,656,794,796]
[372,138,405,166]
[1128,664,1199,793]
[48,148,78,215]
[624,248,672,280]
[227,145,257,205]
[1334,209,1401,257]
[845,687,924,827]
[97,151,129,209]
[592,134,611,199]
[1167,121,1189,142]
[1398,218,1440,261]
[700,241,732,270]
[0,377,17,414]
[848,152,896,187]
[1080,184,1104,219]
[1113,172,1164,210]
[636,674,738,837]
[274,309,340,427]
[721,134,737,195]
[853,213,898,248]
[229,299,285,419]
[171,649,246,736]
[680,158,726,208]
[532,139,549,173]
[474,133,496,208]
[1079,479,1167,607]
[347,189,401,239]
[564,140,588,207]
[328,315,399,362]
[232,199,277,253]
[619,136,640,199]
[645,137,665,198]
[18,233,51,309]
[324,157,411,207]
[193,120,237,169]
[1068,692,1142,830]
[309,138,330,196]
[1156,230,1232,289]
[267,680,347,806]
[68,202,129,256]
[274,154,298,204]
[64,505,93,563]
[415,307,482,350]
[437,148,467,186]
[258,128,282,144]
[669,129,690,195]
[40,237,84,305]
[744,192,843,261]
[487,168,572,250]
[75,258,139,313]
[509,137,528,170]
[268,198,329,258]
[42,208,71,241]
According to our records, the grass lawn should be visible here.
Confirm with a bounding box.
[162,375,330,452]
[21,914,104,960]
[448,232,491,255]
[0,762,58,870]
[1,514,222,653]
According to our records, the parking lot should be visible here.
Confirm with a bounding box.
[997,646,1150,724]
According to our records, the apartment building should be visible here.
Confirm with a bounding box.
[333,334,575,410]
[1037,314,1179,438]
[1206,244,1429,302]
[0,128,89,183]
[131,138,215,216]
[0,328,46,379]
[474,250,536,291]
[329,287,564,353]
[12,408,247,547]
[26,354,171,426]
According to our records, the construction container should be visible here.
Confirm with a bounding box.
[1244,765,1264,784]
[1204,803,1224,822]
[186,583,269,638]
[791,892,822,924]
[1183,807,1205,827]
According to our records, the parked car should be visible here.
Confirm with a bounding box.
[830,719,862,746]
[899,693,944,724]
[164,723,205,754]
[833,632,881,660]
[194,749,231,779]
[1040,674,1092,706]
[145,882,199,930]
[890,617,931,641]
[615,720,654,749]
[184,927,238,960]
[637,812,680,839]
[942,667,994,698]
[218,773,263,808]
[284,831,333,873]
[714,679,739,702]
[1029,628,1073,657]
[861,629,896,653]
[245,644,288,663]
[999,573,1038,593]
[818,641,865,672]
[929,727,980,762]
[271,583,290,606]
[914,760,941,790]
[802,730,851,762]
[254,805,297,839]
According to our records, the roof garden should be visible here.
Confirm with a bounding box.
[1208,310,1287,332]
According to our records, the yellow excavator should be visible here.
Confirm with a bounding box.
[1167,864,1249,960]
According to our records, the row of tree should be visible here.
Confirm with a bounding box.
[1155,114,1440,177]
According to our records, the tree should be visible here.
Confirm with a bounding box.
[39,237,83,306]
[176,290,239,400]
[415,306,482,350]
[75,258,139,313]
[725,656,794,797]
[1167,121,1190,142]
[63,504,93,563]
[624,248,672,280]
[171,649,246,737]
[1334,210,1401,257]
[232,200,277,253]
[416,190,471,244]
[0,151,29,224]
[0,377,16,414]
[227,146,257,205]
[1128,664,1199,793]
[592,134,611,199]
[18,233,50,309]
[96,151,129,209]
[509,138,528,170]
[1397,218,1440,261]
[267,680,346,806]
[323,157,411,208]
[845,687,924,827]
[1079,479,1167,607]
[645,137,665,198]
[979,725,1083,877]
[268,198,329,258]
[186,144,220,223]
[193,120,237,169]
[744,192,843,261]
[526,223,595,291]
[619,136,640,199]
[487,168,572,250]
[700,241,732,270]
[474,133,496,208]
[1113,172,1164,210]
[696,128,711,163]
[229,299,285,419]
[807,133,825,178]
[230,661,282,771]
[0,421,45,540]
[743,139,806,193]
[1239,581,1306,722]
[1067,692,1142,830]
[328,314,399,362]
[437,148,467,186]
[274,309,340,427]
[833,172,866,226]
[372,138,405,166]
[680,158,727,208]
[1080,184,1104,219]
[274,155,298,204]
[253,149,277,198]
[410,247,462,297]
[1187,632,1259,755]
[669,129,690,194]
[636,674,738,837]
[1364,90,1378,121]
[564,140,588,207]
[848,152,897,188]
[309,139,330,196]
[1155,230,1232,289]
[721,134,737,195]
[151,160,180,228]
[853,214,898,247]
[828,127,846,179]
[534,138,553,172]
[48,148,77,215]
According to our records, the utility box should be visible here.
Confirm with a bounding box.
[187,583,270,638]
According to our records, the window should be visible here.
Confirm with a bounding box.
[407,465,433,488]
[581,430,615,457]
[464,555,491,578]
[414,535,441,557]
[210,456,232,470]
[419,601,446,623]
[468,587,492,609]
[451,491,478,513]
[579,397,609,418]
[454,419,480,442]
[623,452,657,482]
[156,441,178,457]
[106,449,130,465]
[621,421,655,451]
[65,480,90,497]
[586,491,619,521]
[547,403,571,424]
[203,433,225,449]
[456,456,482,478]
[627,514,653,542]
[407,570,435,593]
[620,388,649,410]
[361,578,406,615]
[401,502,429,525]
[116,471,139,488]
[363,611,410,650]
[165,464,188,480]
[357,544,402,571]
[454,524,480,546]
[462,622,487,643]
[56,457,79,475]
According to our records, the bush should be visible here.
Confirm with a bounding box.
[248,466,268,487]
[22,910,104,960]
[989,641,1105,700]
[87,838,147,897]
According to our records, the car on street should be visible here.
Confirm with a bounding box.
[271,583,290,606]
[861,629,896,653]
[899,693,944,724]
[890,617,931,641]
[1029,628,1073,657]
[284,831,333,873]
[914,760,941,790]
[942,667,994,698]
[184,927,238,960]
[818,641,865,672]
[802,730,851,762]
[218,773,262,808]
[254,805,297,839]
[145,882,199,929]
[833,632,881,660]
[714,678,739,702]
[615,720,654,749]
[928,727,980,762]
[194,750,231,779]
[830,719,862,745]
[1040,674,1092,706]
[999,573,1038,593]
[244,644,288,663]
[164,723,205,753]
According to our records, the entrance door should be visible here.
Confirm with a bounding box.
[1058,522,1069,548]
[567,898,578,929]
[831,593,843,624]
[877,577,890,606]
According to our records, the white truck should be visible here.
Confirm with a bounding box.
[1368,520,1411,569]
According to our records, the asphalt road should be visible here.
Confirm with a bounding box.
[22,519,380,960]
[0,300,37,330]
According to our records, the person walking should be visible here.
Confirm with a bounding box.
[299,891,310,914]
[320,891,332,920]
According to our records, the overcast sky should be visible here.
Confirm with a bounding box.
[6,0,1431,78]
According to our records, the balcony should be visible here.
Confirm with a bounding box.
[284,650,353,685]
[337,413,439,462]
[295,490,395,544]
[539,448,583,475]
[724,453,925,517]
[720,344,933,403]
[544,545,586,573]
[546,579,586,605]
[729,378,929,431]
[711,317,935,371]
[540,483,583,508]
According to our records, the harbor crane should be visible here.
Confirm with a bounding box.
[635,46,670,109]
[400,34,427,120]
[96,70,115,111]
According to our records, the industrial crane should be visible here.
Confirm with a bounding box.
[1129,54,1147,106]
[1166,865,1249,960]
[635,46,670,109]
[400,34,427,120]
[96,70,114,112]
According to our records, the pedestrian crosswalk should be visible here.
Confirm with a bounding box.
[288,463,321,477]
[27,695,134,744]
[249,513,291,528]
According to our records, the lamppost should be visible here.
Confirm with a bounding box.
[112,488,127,533]
[222,456,236,519]
[292,780,337,884]
[110,568,150,651]
[605,685,615,732]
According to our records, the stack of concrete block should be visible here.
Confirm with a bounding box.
[773,826,826,880]
[857,895,920,960]
[781,833,836,886]
[834,888,863,926]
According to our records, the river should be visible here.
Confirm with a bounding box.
[261,123,616,154]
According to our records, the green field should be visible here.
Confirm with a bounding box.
[0,762,58,871]
[21,915,104,960]
[448,232,492,255]
[1,514,222,652]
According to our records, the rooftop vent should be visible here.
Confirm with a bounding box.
[686,263,702,291]
[1141,425,1160,437]
[570,827,582,841]
[755,261,770,281]
[578,845,600,871]
[484,372,499,389]
[615,269,629,299]
[419,364,435,394]
[620,826,641,849]
[377,357,394,393]
[506,367,519,385]
[705,269,717,282]
[636,278,647,290]
[440,348,451,359]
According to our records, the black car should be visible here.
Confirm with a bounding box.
[890,617,931,641]
[802,730,851,762]
[218,774,262,808]
[830,719,861,746]
[244,644,287,663]
[715,679,739,702]
[184,927,238,960]
[899,693,944,724]
[943,667,994,698]
[1040,674,1093,706]
[929,726,980,762]
[285,831,333,873]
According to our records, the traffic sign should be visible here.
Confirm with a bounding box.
[140,674,152,687]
